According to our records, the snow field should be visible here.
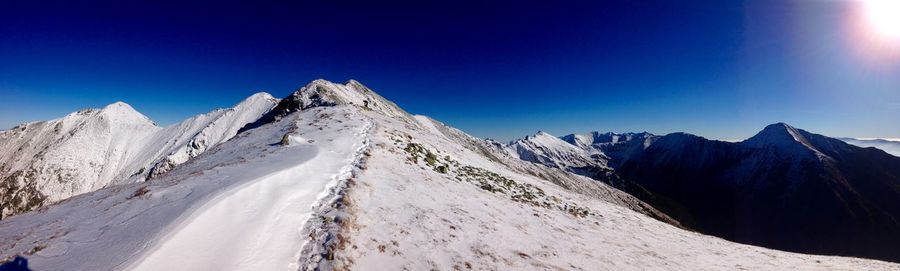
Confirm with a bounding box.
[1,106,369,271]
[334,112,900,271]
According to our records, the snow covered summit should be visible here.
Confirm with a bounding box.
[242,79,413,132]
[506,130,605,171]
[0,93,277,219]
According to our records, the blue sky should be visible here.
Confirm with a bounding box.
[2,1,898,141]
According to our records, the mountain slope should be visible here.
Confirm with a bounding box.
[0,93,277,219]
[331,108,899,270]
[0,80,897,270]
[506,131,611,177]
[145,92,279,178]
[0,103,370,270]
[559,131,655,168]
[616,123,900,262]
[511,131,671,223]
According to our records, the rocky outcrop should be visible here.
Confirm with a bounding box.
[240,79,415,133]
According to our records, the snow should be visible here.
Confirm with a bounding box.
[131,108,372,270]
[0,93,277,218]
[506,131,607,170]
[558,131,656,167]
[0,103,162,205]
[277,79,412,121]
[333,111,900,271]
[0,105,370,271]
[128,145,320,271]
[1,79,897,270]
[145,92,279,178]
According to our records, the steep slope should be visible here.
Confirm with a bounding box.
[330,109,899,270]
[144,92,279,178]
[616,123,900,262]
[0,93,277,219]
[511,131,667,222]
[506,131,610,177]
[414,116,671,223]
[560,131,655,168]
[0,102,161,219]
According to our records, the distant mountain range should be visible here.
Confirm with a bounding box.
[841,138,900,157]
[508,123,900,262]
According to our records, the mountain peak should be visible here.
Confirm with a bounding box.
[101,101,136,112]
[245,92,276,101]
[238,79,413,133]
[286,79,410,118]
[760,122,793,132]
[745,122,806,146]
[98,101,155,125]
[742,122,833,160]
[522,131,558,142]
[233,92,277,110]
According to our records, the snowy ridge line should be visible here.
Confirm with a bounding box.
[121,149,322,270]
[296,118,374,271]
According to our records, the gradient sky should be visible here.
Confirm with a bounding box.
[2,0,898,141]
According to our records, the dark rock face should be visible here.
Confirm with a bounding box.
[0,169,47,220]
[239,79,413,134]
[237,83,330,133]
[614,123,900,262]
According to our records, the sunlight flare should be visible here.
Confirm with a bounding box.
[863,0,900,43]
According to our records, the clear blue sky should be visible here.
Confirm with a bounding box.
[2,1,898,141]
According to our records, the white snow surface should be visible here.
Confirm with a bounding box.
[145,92,280,178]
[0,105,371,270]
[332,110,899,270]
[0,93,277,217]
[505,131,607,170]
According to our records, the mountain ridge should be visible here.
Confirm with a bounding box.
[507,122,900,262]
[1,80,898,269]
[0,93,277,219]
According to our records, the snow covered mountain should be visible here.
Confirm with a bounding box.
[841,137,900,157]
[0,93,277,219]
[506,131,611,177]
[508,123,900,262]
[1,80,897,270]
[559,131,655,168]
[618,123,900,263]
[506,131,666,211]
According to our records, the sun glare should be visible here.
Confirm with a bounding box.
[863,0,900,43]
